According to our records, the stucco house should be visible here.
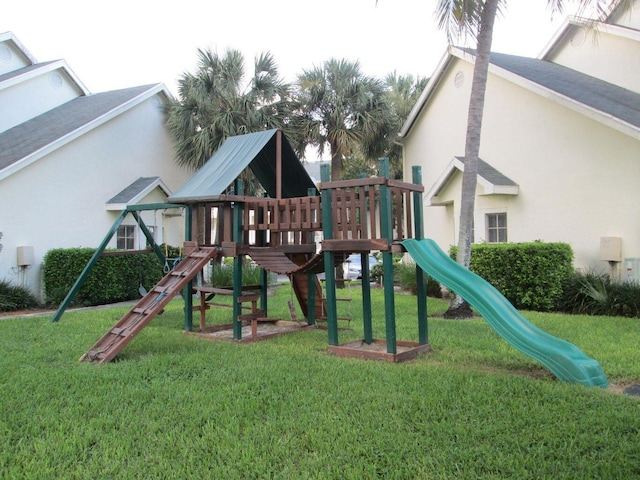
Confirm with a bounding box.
[0,32,191,299]
[398,1,640,281]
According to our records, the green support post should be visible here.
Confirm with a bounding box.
[183,204,194,331]
[361,252,373,344]
[379,157,397,354]
[51,209,129,323]
[306,188,317,326]
[233,180,244,340]
[320,163,339,345]
[259,192,268,314]
[412,166,428,345]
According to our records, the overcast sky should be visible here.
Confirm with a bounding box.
[3,0,577,96]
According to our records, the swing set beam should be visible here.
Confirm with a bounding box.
[51,203,185,323]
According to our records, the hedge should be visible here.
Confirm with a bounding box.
[451,242,574,311]
[42,248,170,307]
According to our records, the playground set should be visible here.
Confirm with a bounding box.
[54,129,608,388]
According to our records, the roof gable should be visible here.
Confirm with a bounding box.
[400,47,640,139]
[169,129,317,203]
[489,52,640,131]
[0,84,169,181]
[427,157,519,206]
[106,177,172,210]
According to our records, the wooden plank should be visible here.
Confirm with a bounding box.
[368,185,377,242]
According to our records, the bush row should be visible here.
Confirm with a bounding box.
[449,242,574,311]
[0,280,41,312]
[42,247,174,307]
[558,271,640,318]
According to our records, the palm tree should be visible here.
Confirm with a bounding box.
[295,58,388,181]
[383,72,428,179]
[165,48,296,193]
[435,0,629,318]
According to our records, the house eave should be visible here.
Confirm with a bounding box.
[487,61,640,140]
[398,49,455,138]
[105,177,173,210]
[425,157,519,206]
[0,84,169,182]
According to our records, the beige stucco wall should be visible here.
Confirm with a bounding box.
[0,95,191,298]
[544,25,640,93]
[609,0,640,30]
[403,58,640,276]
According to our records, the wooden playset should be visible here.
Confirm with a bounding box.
[55,129,429,364]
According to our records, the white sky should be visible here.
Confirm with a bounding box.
[2,0,576,96]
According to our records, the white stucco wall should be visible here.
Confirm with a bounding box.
[0,94,192,298]
[0,67,82,133]
[402,58,640,276]
[0,39,30,75]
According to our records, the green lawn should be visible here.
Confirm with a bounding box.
[1,286,639,479]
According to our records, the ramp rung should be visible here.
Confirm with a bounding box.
[110,327,132,337]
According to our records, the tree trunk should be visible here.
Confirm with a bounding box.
[446,0,499,318]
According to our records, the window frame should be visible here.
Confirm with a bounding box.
[485,212,508,243]
[117,225,136,250]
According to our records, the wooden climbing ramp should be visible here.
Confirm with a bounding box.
[79,244,218,364]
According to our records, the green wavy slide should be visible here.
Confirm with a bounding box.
[402,238,608,388]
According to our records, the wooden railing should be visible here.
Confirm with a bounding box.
[200,176,423,249]
[319,178,424,243]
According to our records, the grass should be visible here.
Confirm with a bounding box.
[1,286,639,479]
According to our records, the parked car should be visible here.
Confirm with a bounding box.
[345,253,379,280]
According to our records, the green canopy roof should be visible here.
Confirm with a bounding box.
[169,129,317,203]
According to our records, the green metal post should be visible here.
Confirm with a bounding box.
[183,204,194,331]
[51,209,129,322]
[412,166,428,345]
[379,157,397,354]
[306,188,317,326]
[259,192,268,315]
[361,252,373,344]
[233,180,244,340]
[320,163,339,345]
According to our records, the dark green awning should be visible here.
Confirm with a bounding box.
[169,129,317,203]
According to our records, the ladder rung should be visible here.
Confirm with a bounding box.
[111,327,131,336]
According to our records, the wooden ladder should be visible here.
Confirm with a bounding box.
[79,244,218,364]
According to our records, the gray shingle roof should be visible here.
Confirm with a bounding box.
[488,52,640,129]
[455,156,517,187]
[0,84,159,171]
[107,177,162,204]
[0,60,59,83]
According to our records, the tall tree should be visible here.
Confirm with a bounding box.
[295,58,388,181]
[382,72,428,179]
[435,0,629,318]
[165,48,295,192]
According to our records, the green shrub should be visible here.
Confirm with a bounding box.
[0,280,41,312]
[558,271,640,317]
[451,242,573,311]
[394,261,442,297]
[370,260,441,297]
[211,262,264,287]
[42,248,165,306]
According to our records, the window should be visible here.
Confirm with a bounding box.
[486,213,507,243]
[117,225,136,250]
